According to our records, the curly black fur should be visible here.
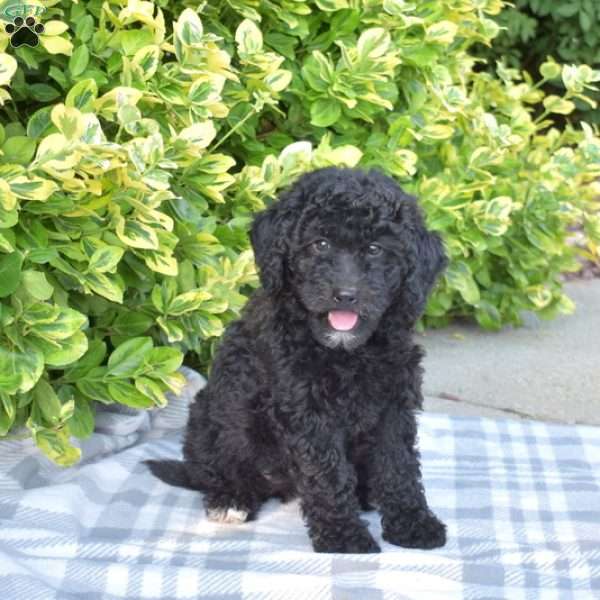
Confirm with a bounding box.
[147,167,448,553]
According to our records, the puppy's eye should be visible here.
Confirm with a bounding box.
[367,243,383,256]
[312,239,330,253]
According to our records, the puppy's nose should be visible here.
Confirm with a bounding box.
[333,288,358,305]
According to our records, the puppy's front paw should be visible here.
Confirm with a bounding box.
[382,509,446,549]
[206,506,249,524]
[312,527,381,554]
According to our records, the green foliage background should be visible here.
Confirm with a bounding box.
[475,0,600,124]
[0,0,599,464]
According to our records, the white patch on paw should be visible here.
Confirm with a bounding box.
[225,508,249,523]
[206,507,248,524]
[206,508,227,522]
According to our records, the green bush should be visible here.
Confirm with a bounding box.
[0,0,599,464]
[485,0,600,65]
[476,0,600,123]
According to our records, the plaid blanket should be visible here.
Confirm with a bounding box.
[1,369,599,600]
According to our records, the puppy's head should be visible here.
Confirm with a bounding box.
[250,167,446,350]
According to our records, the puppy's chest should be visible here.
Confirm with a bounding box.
[317,362,391,431]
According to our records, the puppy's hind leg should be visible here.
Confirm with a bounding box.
[202,471,271,524]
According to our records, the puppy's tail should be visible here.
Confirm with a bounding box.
[144,459,196,490]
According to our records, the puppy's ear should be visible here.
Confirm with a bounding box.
[250,204,287,295]
[395,196,448,320]
[250,176,308,294]
[413,225,447,298]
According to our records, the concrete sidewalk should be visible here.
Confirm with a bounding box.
[420,280,600,426]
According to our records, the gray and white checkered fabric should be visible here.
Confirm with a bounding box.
[0,369,598,599]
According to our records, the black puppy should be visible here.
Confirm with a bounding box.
[147,167,448,553]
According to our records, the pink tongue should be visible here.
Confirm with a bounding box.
[328,310,359,331]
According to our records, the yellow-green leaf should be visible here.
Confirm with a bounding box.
[42,21,70,36]
[108,337,153,377]
[116,218,159,250]
[84,272,124,303]
[0,232,14,253]
[145,346,183,374]
[310,98,341,127]
[357,28,390,59]
[66,79,98,113]
[144,249,178,276]
[175,8,204,46]
[31,331,89,367]
[168,290,212,315]
[108,381,154,408]
[156,316,183,342]
[69,45,90,77]
[0,53,18,87]
[393,149,418,176]
[426,21,458,44]
[315,0,349,10]
[9,176,58,201]
[30,307,87,341]
[540,60,561,80]
[33,133,75,170]
[2,135,36,164]
[0,345,44,393]
[0,179,17,211]
[329,144,363,167]
[51,104,85,140]
[39,35,74,56]
[236,19,263,55]
[88,245,125,273]
[178,121,216,151]
[132,45,160,80]
[22,270,54,301]
[264,69,292,93]
[33,429,81,466]
[542,95,576,115]
[421,124,454,140]
[279,141,312,172]
[135,376,167,407]
[0,251,23,297]
[445,261,480,304]
[95,87,143,113]
[527,285,553,309]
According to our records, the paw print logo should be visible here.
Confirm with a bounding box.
[5,15,45,48]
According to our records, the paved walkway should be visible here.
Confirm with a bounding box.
[420,280,600,425]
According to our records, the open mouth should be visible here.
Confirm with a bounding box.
[327,310,359,331]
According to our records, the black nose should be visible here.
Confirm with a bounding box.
[333,288,358,305]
